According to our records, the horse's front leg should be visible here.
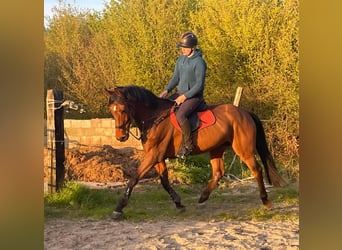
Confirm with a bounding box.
[154,161,185,211]
[111,153,157,220]
[198,154,225,203]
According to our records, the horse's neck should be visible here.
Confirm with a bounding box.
[133,103,172,130]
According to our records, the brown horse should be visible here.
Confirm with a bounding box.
[106,85,284,220]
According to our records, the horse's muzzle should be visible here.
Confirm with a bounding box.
[117,134,129,142]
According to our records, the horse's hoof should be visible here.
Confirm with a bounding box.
[111,211,124,220]
[263,201,272,210]
[177,205,186,213]
[197,201,206,209]
[198,195,209,204]
[198,197,207,204]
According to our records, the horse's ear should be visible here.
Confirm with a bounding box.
[104,88,113,96]
[104,87,125,99]
[114,89,124,97]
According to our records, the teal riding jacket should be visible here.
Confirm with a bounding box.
[166,48,207,99]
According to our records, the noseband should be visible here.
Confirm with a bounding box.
[115,119,130,130]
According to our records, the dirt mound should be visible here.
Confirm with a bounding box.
[44,145,157,183]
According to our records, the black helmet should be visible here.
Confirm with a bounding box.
[177,31,198,48]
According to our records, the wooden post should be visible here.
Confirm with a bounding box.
[233,87,243,107]
[226,86,244,181]
[46,89,65,193]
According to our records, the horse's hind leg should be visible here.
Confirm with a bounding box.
[238,154,272,210]
[198,150,225,203]
[155,161,185,211]
[232,120,272,209]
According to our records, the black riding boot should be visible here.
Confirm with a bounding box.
[177,120,193,159]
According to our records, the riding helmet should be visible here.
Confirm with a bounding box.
[177,31,198,48]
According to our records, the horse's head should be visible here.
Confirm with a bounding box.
[106,85,173,142]
[105,88,132,142]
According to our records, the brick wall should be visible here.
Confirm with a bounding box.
[44,118,142,149]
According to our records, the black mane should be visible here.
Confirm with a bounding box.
[111,85,172,109]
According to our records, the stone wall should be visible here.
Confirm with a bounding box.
[44,118,142,149]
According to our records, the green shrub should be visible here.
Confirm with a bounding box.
[168,155,211,184]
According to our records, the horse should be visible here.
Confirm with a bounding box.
[105,85,284,220]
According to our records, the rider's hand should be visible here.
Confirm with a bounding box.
[175,94,186,105]
[159,90,168,98]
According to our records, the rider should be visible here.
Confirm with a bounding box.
[159,31,207,159]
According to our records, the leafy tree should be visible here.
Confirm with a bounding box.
[45,0,198,115]
[45,3,109,116]
[102,0,198,93]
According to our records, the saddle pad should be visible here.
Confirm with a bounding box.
[170,109,216,131]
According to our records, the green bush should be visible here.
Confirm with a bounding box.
[168,156,212,184]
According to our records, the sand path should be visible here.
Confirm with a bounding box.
[45,218,299,249]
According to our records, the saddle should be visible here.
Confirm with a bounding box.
[170,106,216,132]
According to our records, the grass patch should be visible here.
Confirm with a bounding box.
[271,184,299,204]
[44,182,119,219]
[45,180,298,222]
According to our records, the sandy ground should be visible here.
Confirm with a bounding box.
[44,218,299,249]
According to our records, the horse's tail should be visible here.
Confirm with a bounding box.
[249,112,285,187]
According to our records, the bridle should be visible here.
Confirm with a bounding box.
[111,102,132,140]
[114,102,174,142]
[115,118,131,130]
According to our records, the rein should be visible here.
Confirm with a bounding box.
[129,107,172,141]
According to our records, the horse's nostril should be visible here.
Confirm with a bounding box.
[118,134,128,142]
